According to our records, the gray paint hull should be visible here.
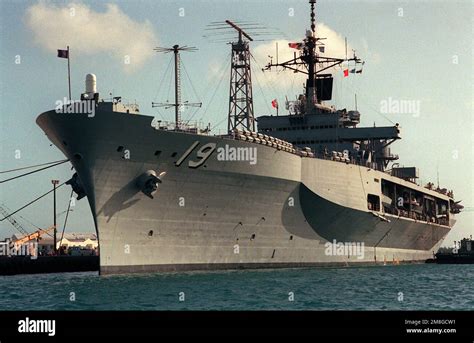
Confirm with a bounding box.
[36,110,452,274]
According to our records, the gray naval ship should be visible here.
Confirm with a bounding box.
[36,1,462,274]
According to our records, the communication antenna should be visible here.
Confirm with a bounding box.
[263,0,364,112]
[437,165,440,189]
[225,20,255,132]
[152,45,201,130]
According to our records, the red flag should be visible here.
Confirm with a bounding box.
[57,49,69,59]
[271,99,278,109]
[288,42,302,49]
[343,69,349,77]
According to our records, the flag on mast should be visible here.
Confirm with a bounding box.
[57,47,71,101]
[271,99,279,115]
[288,42,303,49]
[57,49,69,59]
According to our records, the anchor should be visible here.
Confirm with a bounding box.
[136,170,166,199]
[65,172,86,200]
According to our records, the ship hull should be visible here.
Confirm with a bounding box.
[36,110,451,274]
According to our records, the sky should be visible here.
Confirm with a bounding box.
[0,0,472,245]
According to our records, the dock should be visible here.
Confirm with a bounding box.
[0,255,99,276]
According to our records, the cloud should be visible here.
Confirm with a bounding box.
[252,23,353,91]
[315,22,352,58]
[25,2,157,69]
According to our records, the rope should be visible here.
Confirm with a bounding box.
[210,116,229,133]
[0,203,30,236]
[0,182,66,222]
[59,189,74,247]
[0,159,69,174]
[341,79,395,125]
[250,60,272,114]
[165,55,174,103]
[251,53,282,105]
[16,213,41,230]
[188,51,231,125]
[180,59,203,125]
[0,159,69,184]
[155,55,173,101]
[188,53,230,126]
[181,59,202,104]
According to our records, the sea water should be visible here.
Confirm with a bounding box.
[0,264,472,310]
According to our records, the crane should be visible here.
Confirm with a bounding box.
[0,204,29,236]
[13,226,56,249]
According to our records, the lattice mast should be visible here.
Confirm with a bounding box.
[226,20,255,133]
[152,45,201,130]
